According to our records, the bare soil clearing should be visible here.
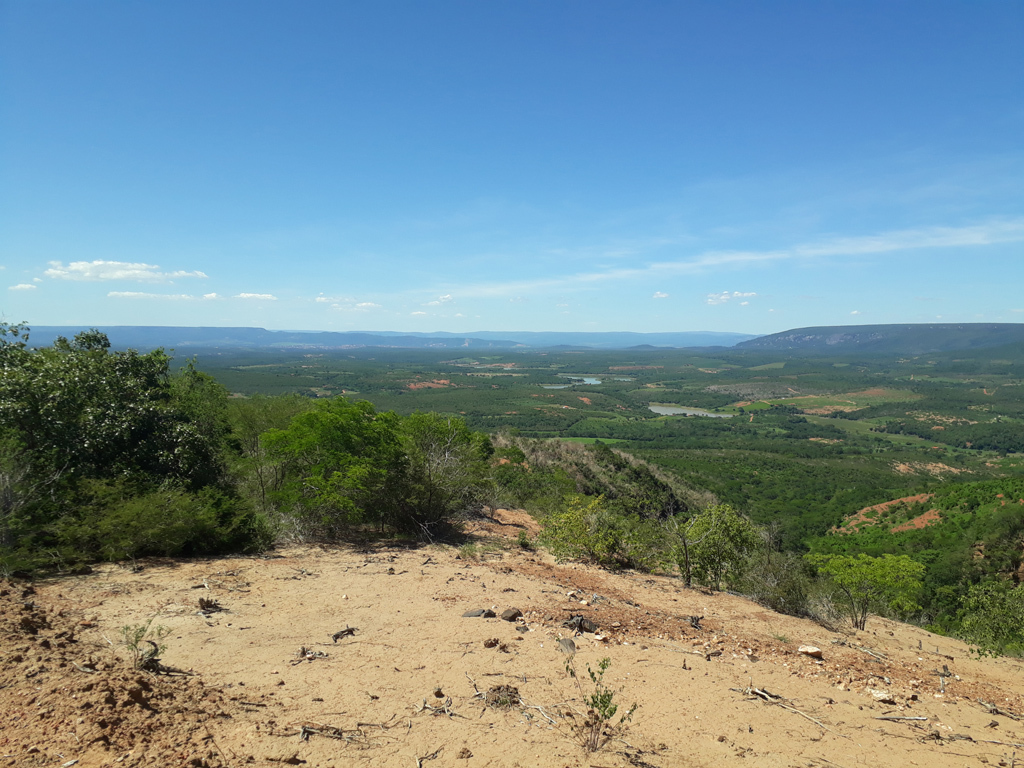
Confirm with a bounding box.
[5,516,1024,767]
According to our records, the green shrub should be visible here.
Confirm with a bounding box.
[56,482,263,561]
[959,581,1024,657]
[738,551,812,616]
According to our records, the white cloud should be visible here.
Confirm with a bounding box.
[707,290,756,305]
[426,294,454,306]
[355,302,381,309]
[8,284,37,291]
[33,277,42,282]
[411,311,427,316]
[315,296,331,303]
[652,291,669,299]
[234,293,277,300]
[203,293,220,300]
[108,291,196,300]
[439,218,1024,300]
[45,260,207,282]
[454,312,465,317]
[740,301,749,306]
[851,310,861,315]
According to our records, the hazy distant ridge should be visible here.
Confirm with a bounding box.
[25,326,755,351]
[736,323,1024,355]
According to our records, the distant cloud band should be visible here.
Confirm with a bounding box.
[444,218,1024,299]
[46,260,208,282]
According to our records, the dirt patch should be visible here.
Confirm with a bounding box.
[406,379,451,390]
[892,507,943,532]
[464,507,542,538]
[893,461,969,477]
[856,388,890,397]
[0,582,232,767]
[577,397,592,405]
[8,534,1024,768]
[835,493,935,534]
[802,405,861,415]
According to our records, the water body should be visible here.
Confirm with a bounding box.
[648,404,734,418]
[557,374,602,385]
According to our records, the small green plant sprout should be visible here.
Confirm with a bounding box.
[516,528,534,550]
[118,617,170,670]
[564,656,637,752]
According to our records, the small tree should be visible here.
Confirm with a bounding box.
[807,553,924,630]
[669,504,758,590]
[400,412,493,536]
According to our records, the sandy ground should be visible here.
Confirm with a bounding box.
[4,510,1024,768]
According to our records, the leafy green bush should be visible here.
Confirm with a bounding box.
[541,495,621,565]
[56,482,266,562]
[540,494,670,570]
[958,581,1024,657]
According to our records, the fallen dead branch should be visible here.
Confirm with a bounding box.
[980,700,1022,721]
[415,747,442,767]
[332,626,358,642]
[416,696,465,718]
[733,684,848,739]
[291,717,397,745]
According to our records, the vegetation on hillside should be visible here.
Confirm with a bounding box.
[4,324,1024,653]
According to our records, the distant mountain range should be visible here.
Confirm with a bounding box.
[24,326,756,351]
[735,323,1024,355]
[26,324,1023,354]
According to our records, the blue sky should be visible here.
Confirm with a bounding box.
[2,1,1022,335]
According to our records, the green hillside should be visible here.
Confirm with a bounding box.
[736,323,1024,355]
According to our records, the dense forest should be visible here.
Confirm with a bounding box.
[3,324,1024,654]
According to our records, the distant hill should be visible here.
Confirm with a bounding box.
[336,330,756,348]
[24,326,755,351]
[25,327,523,351]
[735,323,1024,355]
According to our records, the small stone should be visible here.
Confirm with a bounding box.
[500,608,523,622]
[798,645,823,659]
